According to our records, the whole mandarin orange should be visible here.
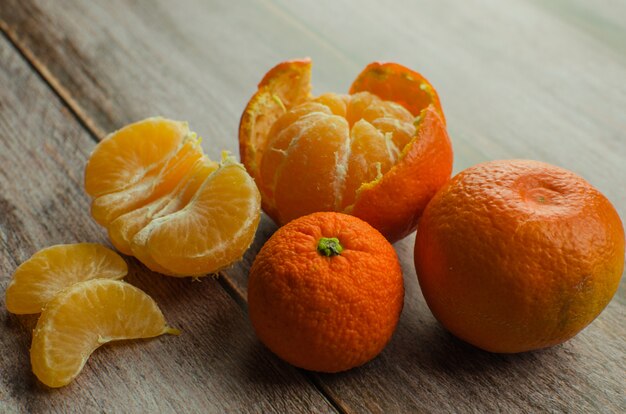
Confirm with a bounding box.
[239,59,453,242]
[248,212,404,372]
[414,160,625,353]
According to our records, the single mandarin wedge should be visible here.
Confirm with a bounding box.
[6,243,127,314]
[90,134,204,227]
[85,117,192,199]
[107,157,219,255]
[30,279,179,388]
[239,58,453,242]
[85,117,261,277]
[414,160,625,353]
[131,153,261,276]
[248,212,404,372]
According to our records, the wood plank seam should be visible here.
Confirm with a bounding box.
[0,18,350,414]
[305,373,355,414]
[0,21,106,141]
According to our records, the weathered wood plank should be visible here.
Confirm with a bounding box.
[0,35,336,413]
[1,0,625,412]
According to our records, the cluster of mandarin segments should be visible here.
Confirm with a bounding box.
[6,244,178,387]
[239,58,453,242]
[85,117,261,276]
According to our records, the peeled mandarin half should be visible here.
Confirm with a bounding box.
[239,59,453,242]
[85,117,261,277]
[30,279,179,388]
[6,243,127,314]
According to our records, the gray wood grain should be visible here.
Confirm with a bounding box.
[1,0,625,412]
[0,35,336,414]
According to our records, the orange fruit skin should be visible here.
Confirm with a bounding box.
[414,160,625,353]
[350,61,446,125]
[238,58,312,212]
[239,59,453,243]
[348,106,452,242]
[248,212,404,372]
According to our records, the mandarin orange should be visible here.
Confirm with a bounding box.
[414,160,625,353]
[239,59,453,242]
[248,212,404,372]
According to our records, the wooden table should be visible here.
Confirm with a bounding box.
[1,1,624,412]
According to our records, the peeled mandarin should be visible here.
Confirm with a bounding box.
[85,117,261,277]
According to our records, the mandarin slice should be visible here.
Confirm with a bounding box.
[131,154,261,277]
[107,157,219,255]
[90,134,204,226]
[30,279,179,388]
[239,59,453,242]
[85,117,190,198]
[6,244,127,314]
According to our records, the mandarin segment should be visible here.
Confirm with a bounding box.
[90,135,204,226]
[107,157,218,255]
[30,279,178,388]
[6,244,127,314]
[85,117,189,198]
[414,160,625,353]
[269,113,350,223]
[239,59,453,241]
[131,155,261,276]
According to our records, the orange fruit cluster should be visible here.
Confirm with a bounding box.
[6,244,177,387]
[239,59,453,242]
[85,117,261,277]
[248,212,404,372]
[241,60,623,363]
[5,57,625,388]
[414,160,625,352]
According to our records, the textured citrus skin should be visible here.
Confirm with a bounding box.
[350,61,446,124]
[414,160,625,353]
[239,58,312,209]
[239,59,453,242]
[248,212,404,372]
[349,106,452,242]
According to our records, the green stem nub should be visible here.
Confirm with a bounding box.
[317,237,343,257]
